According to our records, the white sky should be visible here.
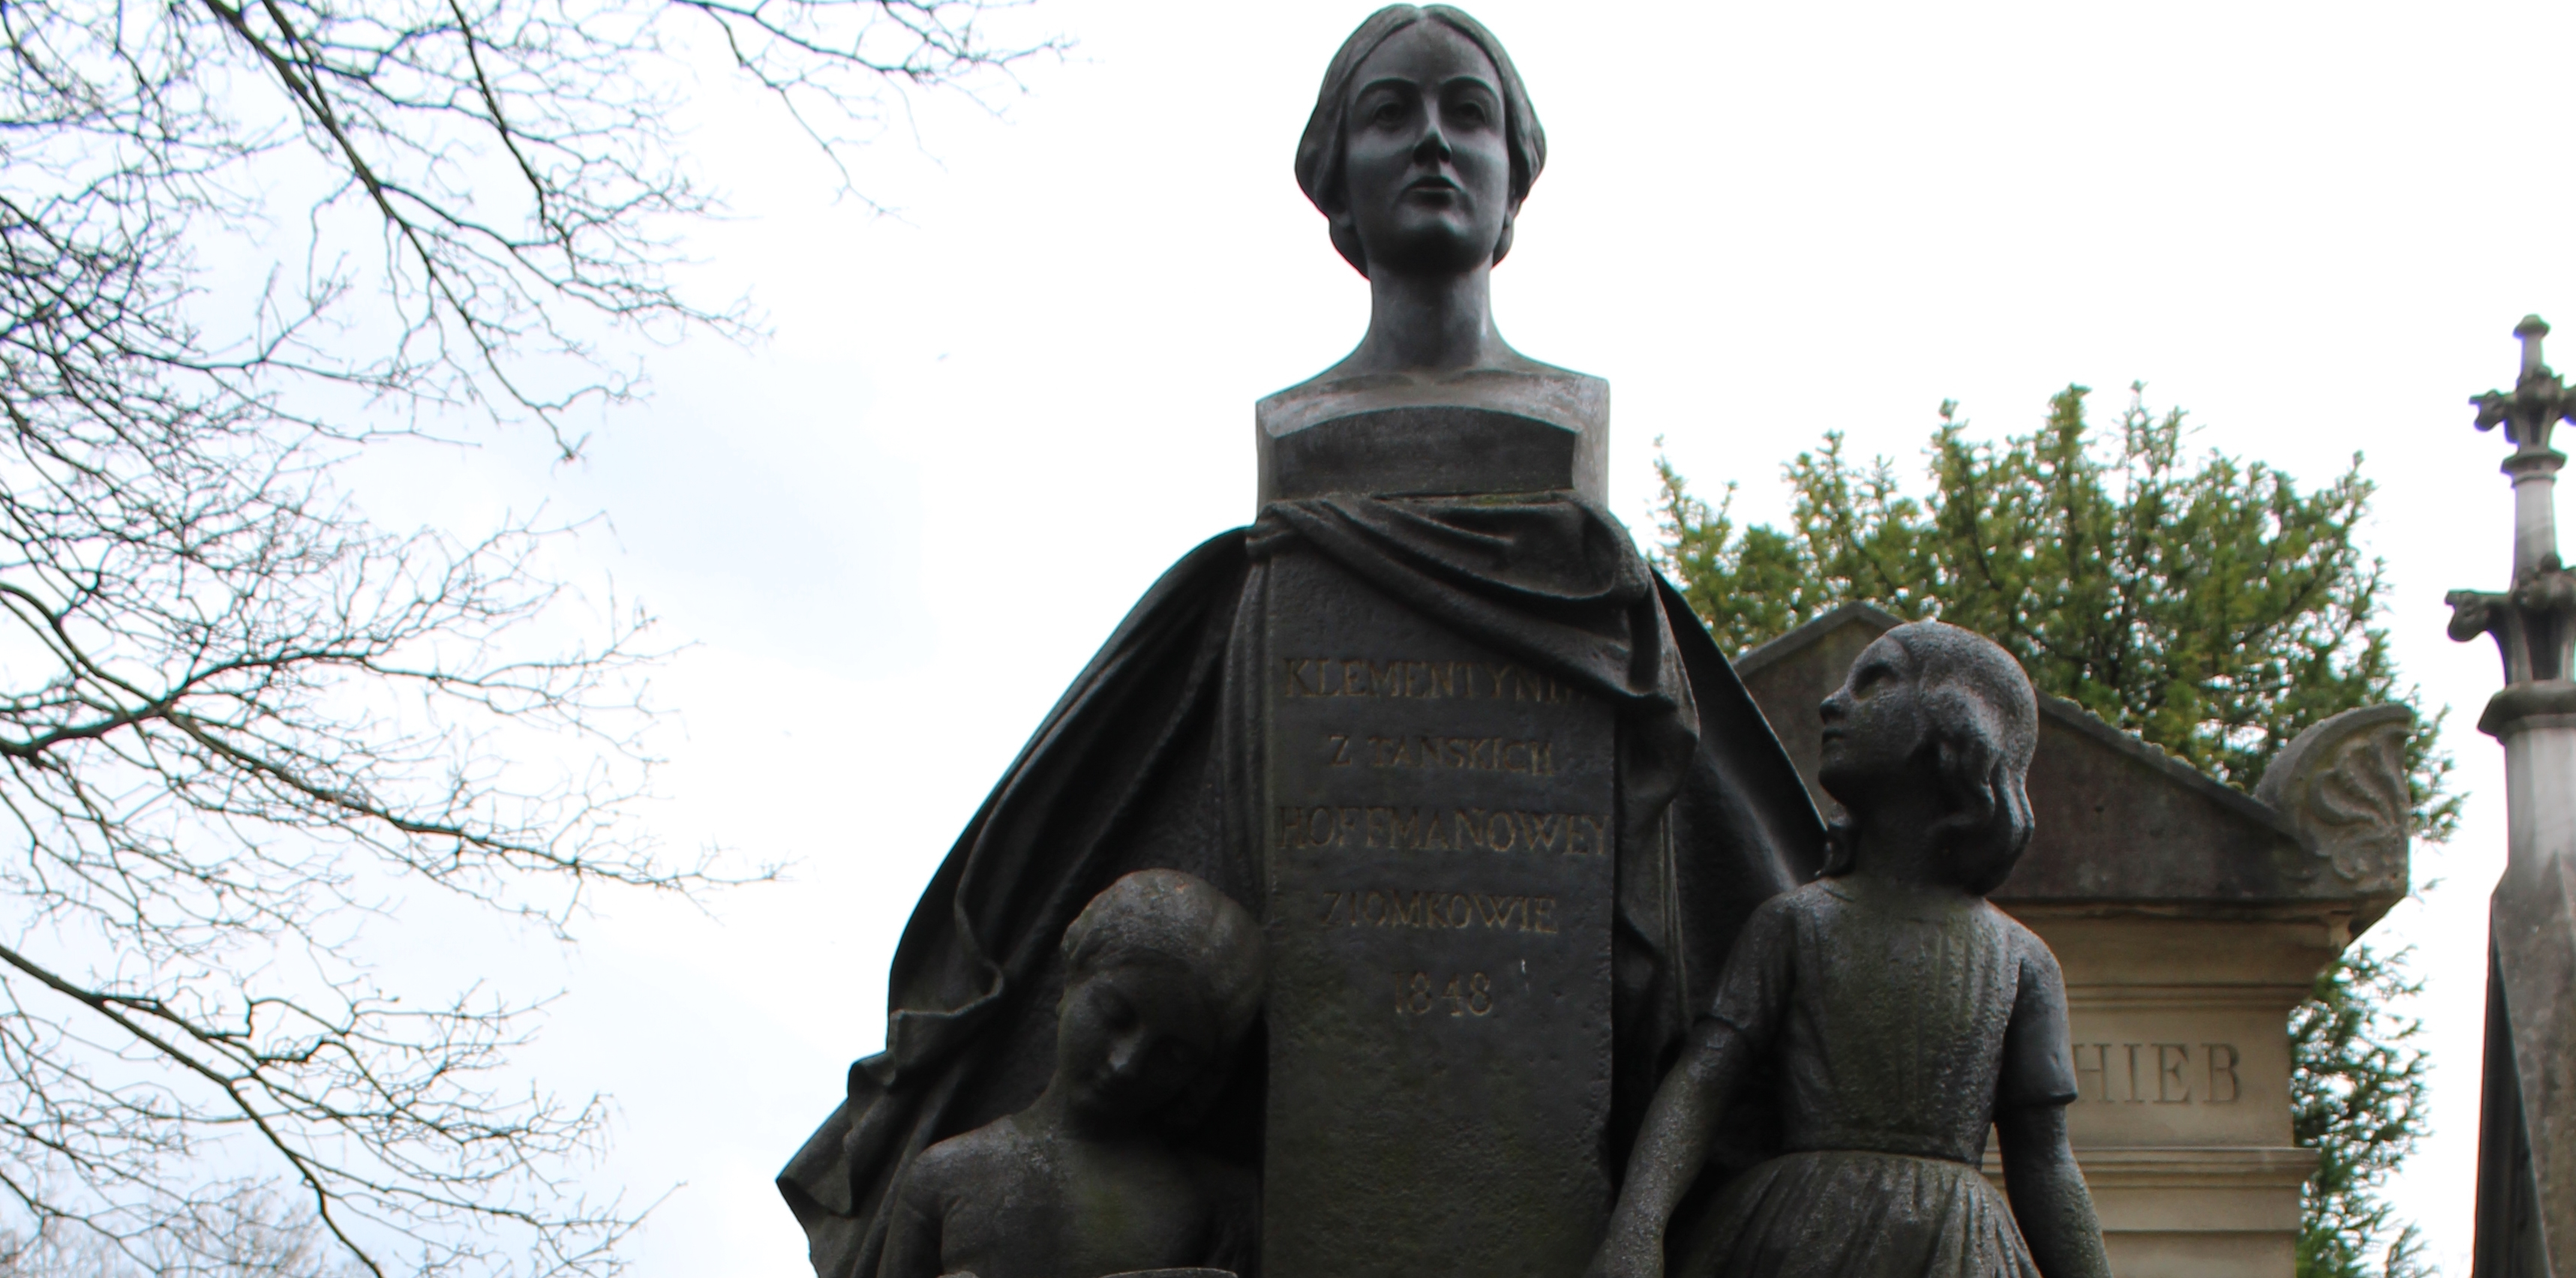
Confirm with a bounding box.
[345,2,2576,1273]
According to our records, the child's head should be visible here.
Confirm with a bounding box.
[1818,622,2037,894]
[1052,869,1265,1123]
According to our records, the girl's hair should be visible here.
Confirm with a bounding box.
[1062,869,1265,1046]
[1293,4,1546,276]
[1821,622,2039,896]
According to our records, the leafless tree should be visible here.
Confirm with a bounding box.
[0,1185,362,1276]
[0,0,1050,1273]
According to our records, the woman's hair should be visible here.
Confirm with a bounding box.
[1062,868,1265,1046]
[1293,4,1546,276]
[1821,622,2040,896]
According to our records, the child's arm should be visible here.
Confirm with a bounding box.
[1995,932,2112,1278]
[1587,896,1792,1278]
[1995,1102,2111,1278]
[875,1152,950,1278]
[1586,1018,1756,1278]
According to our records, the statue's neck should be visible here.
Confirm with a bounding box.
[1842,782,1968,892]
[1343,265,1506,376]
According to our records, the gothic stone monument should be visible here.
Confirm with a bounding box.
[1735,603,2412,1278]
[2446,316,2576,1278]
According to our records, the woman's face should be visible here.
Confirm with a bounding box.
[1338,21,1512,278]
[1818,635,1932,805]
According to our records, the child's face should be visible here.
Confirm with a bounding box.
[1818,634,1929,802]
[1054,961,1221,1124]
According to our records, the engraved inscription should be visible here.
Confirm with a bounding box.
[1282,657,1580,704]
[1262,548,1617,1278]
[1323,731,1559,776]
[1319,890,1559,934]
[1396,971,1496,1017]
[2071,1041,2242,1103]
[1276,806,1609,855]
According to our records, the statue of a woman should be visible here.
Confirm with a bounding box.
[778,10,1825,1278]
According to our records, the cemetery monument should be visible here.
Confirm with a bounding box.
[2448,316,2576,1278]
[778,8,2415,1278]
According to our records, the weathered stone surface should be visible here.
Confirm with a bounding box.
[2444,315,2576,1278]
[2254,704,2412,896]
[1255,370,1609,508]
[2472,706,2576,1278]
[1260,547,1616,1278]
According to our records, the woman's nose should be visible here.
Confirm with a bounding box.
[1411,120,1452,165]
[1819,692,1848,723]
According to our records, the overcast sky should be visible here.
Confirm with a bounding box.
[349,2,2576,1273]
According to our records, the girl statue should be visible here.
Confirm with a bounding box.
[1589,622,2114,1278]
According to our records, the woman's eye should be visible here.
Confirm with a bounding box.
[1371,101,1405,127]
[1454,101,1488,126]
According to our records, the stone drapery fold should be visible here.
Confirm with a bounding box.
[778,496,1823,1278]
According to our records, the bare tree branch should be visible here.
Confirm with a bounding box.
[0,0,1052,1270]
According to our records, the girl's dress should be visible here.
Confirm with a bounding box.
[1671,877,2078,1278]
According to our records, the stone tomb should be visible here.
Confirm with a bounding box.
[1736,604,2413,1278]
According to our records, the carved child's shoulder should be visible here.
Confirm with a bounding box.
[1770,878,1848,924]
[910,1117,1039,1200]
[1969,900,2065,990]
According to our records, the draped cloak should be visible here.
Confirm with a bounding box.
[776,494,1826,1278]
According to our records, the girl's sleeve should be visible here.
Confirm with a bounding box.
[1999,928,2081,1109]
[1704,895,1797,1050]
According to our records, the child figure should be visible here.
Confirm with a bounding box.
[879,870,1264,1278]
[1590,623,2112,1278]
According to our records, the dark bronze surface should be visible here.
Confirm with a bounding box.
[1260,547,1615,1278]
[777,11,1827,1278]
[875,872,1262,1278]
[1592,626,2114,1278]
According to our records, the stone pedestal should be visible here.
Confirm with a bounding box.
[1253,371,1618,1278]
[1260,550,1615,1278]
[1737,603,2412,1278]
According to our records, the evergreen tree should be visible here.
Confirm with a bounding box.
[1653,383,2441,1278]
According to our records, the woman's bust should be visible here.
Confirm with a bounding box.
[1256,5,1606,507]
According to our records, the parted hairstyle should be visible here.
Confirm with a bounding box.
[1822,622,2040,896]
[1062,868,1265,1047]
[1294,4,1546,276]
